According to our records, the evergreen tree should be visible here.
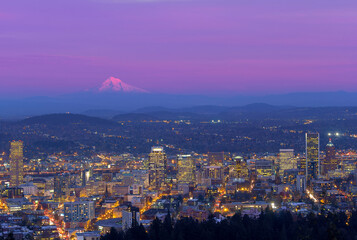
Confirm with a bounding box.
[162,212,173,240]
[148,218,162,240]
[5,233,15,240]
[125,224,148,240]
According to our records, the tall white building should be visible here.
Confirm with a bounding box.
[122,206,140,230]
[19,182,39,196]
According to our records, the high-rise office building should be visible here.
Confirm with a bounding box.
[296,175,306,193]
[323,139,337,175]
[278,149,296,175]
[81,164,92,187]
[298,157,306,175]
[255,160,274,177]
[235,156,249,180]
[177,154,195,184]
[203,166,224,185]
[208,152,228,166]
[306,133,320,183]
[10,141,24,187]
[54,173,71,201]
[81,170,89,187]
[148,146,167,190]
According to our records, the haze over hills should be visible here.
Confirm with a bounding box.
[2,78,357,118]
[111,104,357,122]
[20,113,117,126]
[6,103,357,124]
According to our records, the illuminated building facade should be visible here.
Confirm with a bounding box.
[342,160,356,174]
[208,152,225,166]
[177,154,195,184]
[203,166,224,185]
[10,141,24,187]
[102,172,113,182]
[148,146,167,190]
[54,173,71,201]
[81,169,91,187]
[235,156,249,180]
[64,201,95,223]
[2,187,24,198]
[306,133,320,182]
[255,160,274,177]
[298,157,306,175]
[278,149,295,175]
[323,139,337,175]
[282,169,299,185]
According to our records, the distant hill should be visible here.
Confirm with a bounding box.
[112,104,357,121]
[9,104,357,123]
[134,105,229,115]
[82,109,123,118]
[21,113,117,126]
[178,105,229,114]
[2,91,357,118]
[222,105,357,120]
[112,113,159,121]
[133,106,175,113]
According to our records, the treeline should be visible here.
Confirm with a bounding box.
[102,209,357,240]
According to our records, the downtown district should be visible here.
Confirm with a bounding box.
[0,132,356,239]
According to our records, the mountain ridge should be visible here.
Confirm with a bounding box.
[2,91,357,118]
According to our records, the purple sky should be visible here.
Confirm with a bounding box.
[1,0,357,96]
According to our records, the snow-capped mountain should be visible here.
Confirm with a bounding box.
[99,76,148,93]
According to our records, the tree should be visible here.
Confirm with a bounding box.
[162,212,173,240]
[148,218,162,240]
[125,224,148,240]
[101,227,123,240]
[5,233,15,240]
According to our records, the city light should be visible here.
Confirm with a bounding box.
[0,0,356,238]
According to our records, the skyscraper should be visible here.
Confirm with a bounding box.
[305,133,320,182]
[278,149,296,176]
[235,156,249,180]
[177,154,195,184]
[10,141,24,187]
[54,173,71,201]
[323,139,337,175]
[148,146,167,190]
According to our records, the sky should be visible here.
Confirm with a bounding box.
[0,0,357,96]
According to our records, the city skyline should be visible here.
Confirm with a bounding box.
[1,1,357,239]
[1,0,357,96]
